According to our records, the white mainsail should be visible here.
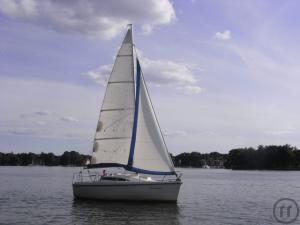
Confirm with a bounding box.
[91,27,134,165]
[90,26,176,175]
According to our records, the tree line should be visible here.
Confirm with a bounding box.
[0,151,90,166]
[174,144,300,170]
[1,145,300,170]
[226,145,300,170]
[173,152,227,168]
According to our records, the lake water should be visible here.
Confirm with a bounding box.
[0,167,299,225]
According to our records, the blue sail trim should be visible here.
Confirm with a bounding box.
[127,59,141,166]
[126,166,177,175]
[86,163,124,169]
[86,163,176,175]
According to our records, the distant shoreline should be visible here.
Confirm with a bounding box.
[1,144,300,170]
[1,165,300,172]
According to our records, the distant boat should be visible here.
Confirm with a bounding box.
[72,25,182,202]
[28,159,37,167]
[202,165,210,169]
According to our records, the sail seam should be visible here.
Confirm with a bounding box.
[108,81,133,84]
[94,137,131,140]
[101,108,134,112]
[117,54,133,57]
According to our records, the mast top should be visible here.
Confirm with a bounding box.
[122,24,133,44]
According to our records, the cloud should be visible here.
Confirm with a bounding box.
[180,85,202,94]
[35,121,46,126]
[83,64,112,86]
[60,116,79,123]
[138,57,203,94]
[0,77,99,143]
[7,128,37,135]
[164,129,188,137]
[214,30,231,40]
[264,130,293,136]
[141,57,196,84]
[34,110,53,116]
[20,110,53,118]
[0,0,176,39]
[141,24,153,35]
[85,56,202,94]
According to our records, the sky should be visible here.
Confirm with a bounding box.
[1,0,300,155]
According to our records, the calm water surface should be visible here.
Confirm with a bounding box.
[0,167,299,225]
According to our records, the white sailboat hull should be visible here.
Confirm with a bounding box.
[73,181,182,202]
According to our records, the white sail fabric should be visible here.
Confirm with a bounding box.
[91,28,134,165]
[132,71,175,173]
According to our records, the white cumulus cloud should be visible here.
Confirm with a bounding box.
[180,85,202,95]
[214,30,231,40]
[60,116,79,123]
[84,56,202,94]
[7,128,37,136]
[141,24,153,35]
[83,64,112,86]
[141,57,202,94]
[34,110,53,116]
[164,129,188,137]
[0,0,176,39]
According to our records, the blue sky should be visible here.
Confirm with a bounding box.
[1,0,300,155]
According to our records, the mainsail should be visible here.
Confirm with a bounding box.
[91,26,135,166]
[89,26,176,175]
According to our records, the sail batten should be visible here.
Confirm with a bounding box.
[108,81,134,84]
[95,137,131,140]
[101,108,134,112]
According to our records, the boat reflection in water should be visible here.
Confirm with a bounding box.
[71,199,180,224]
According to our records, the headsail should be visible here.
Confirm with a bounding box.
[127,59,175,175]
[91,26,135,166]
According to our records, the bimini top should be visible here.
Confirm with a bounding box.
[87,25,176,176]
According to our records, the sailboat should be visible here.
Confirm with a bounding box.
[72,25,182,202]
